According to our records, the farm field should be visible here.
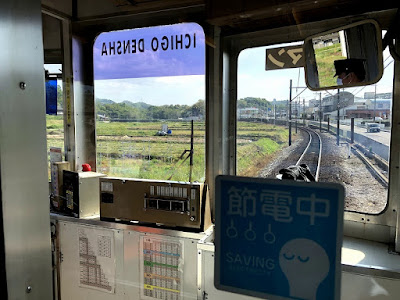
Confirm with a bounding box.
[46,115,290,181]
[97,121,206,181]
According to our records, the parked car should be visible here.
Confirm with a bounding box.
[366,123,381,133]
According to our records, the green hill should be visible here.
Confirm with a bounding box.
[122,101,151,109]
[314,43,346,87]
[96,98,115,105]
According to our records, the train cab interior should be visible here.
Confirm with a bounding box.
[1,0,400,299]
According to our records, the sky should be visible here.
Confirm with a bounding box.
[46,25,394,107]
[94,75,205,105]
[237,41,394,103]
[238,42,309,101]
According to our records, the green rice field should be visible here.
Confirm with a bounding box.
[46,115,289,181]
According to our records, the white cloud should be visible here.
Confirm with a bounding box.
[154,75,204,84]
[238,68,305,100]
[95,75,205,105]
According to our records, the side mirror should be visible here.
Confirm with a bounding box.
[303,20,383,91]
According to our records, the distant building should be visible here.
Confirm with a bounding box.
[308,99,319,107]
[344,107,390,119]
[344,98,391,119]
[237,107,260,119]
[97,114,110,121]
[323,97,391,120]
[183,115,203,121]
[312,32,340,49]
[364,92,392,99]
[321,91,354,113]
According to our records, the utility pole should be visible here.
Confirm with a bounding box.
[303,98,305,125]
[294,98,300,134]
[289,80,292,146]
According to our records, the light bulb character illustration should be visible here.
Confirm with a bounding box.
[279,238,330,300]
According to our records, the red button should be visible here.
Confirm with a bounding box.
[82,164,91,172]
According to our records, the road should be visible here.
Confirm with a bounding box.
[309,121,391,146]
[338,123,390,146]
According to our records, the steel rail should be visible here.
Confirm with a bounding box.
[296,127,322,181]
[314,129,323,182]
[351,145,389,186]
[295,129,311,166]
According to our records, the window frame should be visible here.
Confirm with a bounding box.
[92,23,207,182]
[219,15,399,245]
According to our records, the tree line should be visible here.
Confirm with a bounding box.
[237,97,287,112]
[57,83,288,119]
[92,96,287,120]
[96,98,205,120]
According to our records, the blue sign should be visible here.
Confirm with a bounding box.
[214,176,344,300]
[45,79,57,115]
[93,23,205,80]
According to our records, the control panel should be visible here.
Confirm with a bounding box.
[100,177,211,231]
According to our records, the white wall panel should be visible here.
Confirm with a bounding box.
[58,220,200,300]
[59,221,125,300]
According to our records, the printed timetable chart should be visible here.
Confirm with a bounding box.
[78,226,115,293]
[140,236,183,300]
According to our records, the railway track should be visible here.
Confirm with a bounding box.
[297,126,388,186]
[266,125,387,188]
[296,127,322,181]
[305,124,388,187]
[351,145,389,187]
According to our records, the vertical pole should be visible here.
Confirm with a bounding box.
[274,104,276,125]
[319,92,322,132]
[289,79,292,146]
[328,117,330,133]
[62,19,76,170]
[0,1,53,298]
[374,84,377,122]
[337,89,340,146]
[393,36,400,252]
[189,120,194,182]
[303,98,305,125]
[351,117,354,144]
